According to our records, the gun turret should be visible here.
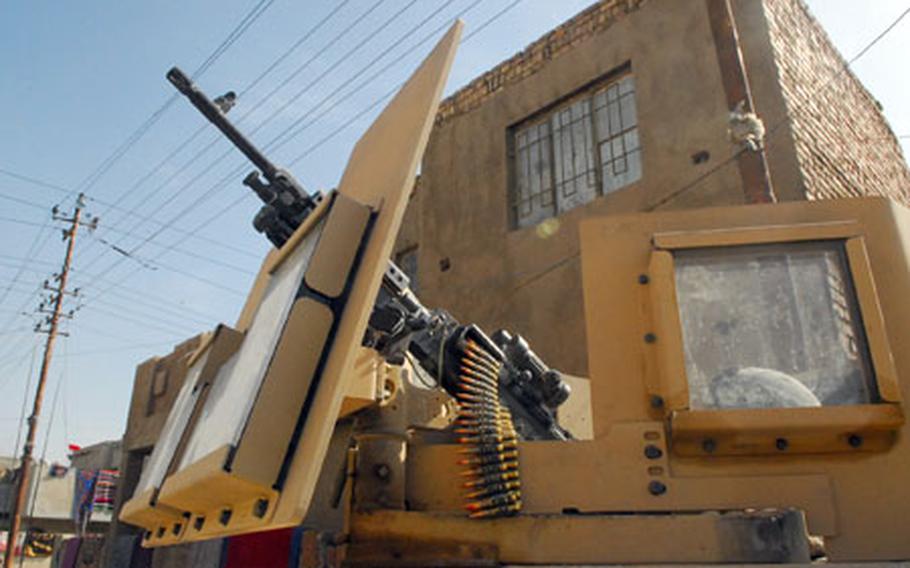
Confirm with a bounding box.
[166,67,320,247]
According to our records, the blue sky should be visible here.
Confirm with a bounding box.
[0,0,907,463]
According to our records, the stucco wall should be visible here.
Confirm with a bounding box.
[121,335,202,453]
[396,0,910,377]
[404,1,749,375]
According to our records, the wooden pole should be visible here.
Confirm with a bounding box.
[4,195,84,566]
[706,0,777,204]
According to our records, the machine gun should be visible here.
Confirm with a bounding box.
[167,67,572,441]
[166,67,321,247]
[369,262,571,440]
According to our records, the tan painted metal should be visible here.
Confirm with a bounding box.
[304,193,372,298]
[360,197,910,564]
[271,20,461,530]
[348,509,811,565]
[231,298,333,486]
[115,15,910,563]
[120,21,461,547]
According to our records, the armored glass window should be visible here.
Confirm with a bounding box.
[511,73,640,229]
[673,241,878,410]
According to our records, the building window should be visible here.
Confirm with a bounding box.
[511,74,641,229]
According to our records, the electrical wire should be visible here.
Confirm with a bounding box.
[74,0,397,277]
[75,1,351,264]
[70,0,448,302]
[495,1,910,301]
[0,273,223,327]
[70,1,379,277]
[67,0,279,204]
[0,167,261,259]
[91,0,483,268]
[81,0,526,304]
[12,341,39,459]
[19,343,67,565]
[0,0,280,357]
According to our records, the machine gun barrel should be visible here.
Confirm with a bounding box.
[166,67,277,179]
[167,66,319,248]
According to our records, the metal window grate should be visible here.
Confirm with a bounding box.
[511,74,641,229]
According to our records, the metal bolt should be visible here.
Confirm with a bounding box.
[374,463,391,480]
[848,434,863,448]
[775,438,788,451]
[253,498,269,518]
[648,480,667,496]
[638,274,650,285]
[702,438,717,453]
[644,445,663,460]
[644,332,657,343]
[649,394,664,409]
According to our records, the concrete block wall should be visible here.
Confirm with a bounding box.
[762,0,910,204]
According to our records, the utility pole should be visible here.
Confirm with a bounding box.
[4,194,94,567]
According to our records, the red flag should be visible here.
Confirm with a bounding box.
[68,443,82,452]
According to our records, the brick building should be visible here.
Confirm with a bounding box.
[394,0,910,376]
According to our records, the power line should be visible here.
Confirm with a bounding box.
[85,296,213,333]
[502,2,910,294]
[67,0,279,205]
[90,0,522,299]
[0,167,262,259]
[66,340,185,358]
[0,269,225,326]
[0,1,280,362]
[116,0,471,255]
[11,341,39,459]
[86,305,199,337]
[99,0,524,311]
[287,0,525,165]
[766,5,910,141]
[267,0,464,155]
[0,282,213,337]
[0,215,249,294]
[71,0,436,298]
[74,0,393,279]
[191,0,277,80]
[70,1,368,276]
[72,0,285,243]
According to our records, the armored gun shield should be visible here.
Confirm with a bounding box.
[120,22,462,546]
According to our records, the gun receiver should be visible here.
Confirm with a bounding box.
[368,262,572,440]
[166,66,320,248]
